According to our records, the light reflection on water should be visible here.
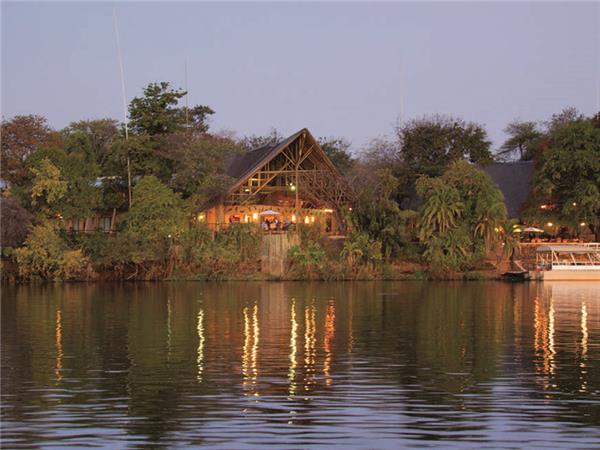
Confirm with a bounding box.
[1,281,600,449]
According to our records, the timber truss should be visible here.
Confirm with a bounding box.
[225,129,353,210]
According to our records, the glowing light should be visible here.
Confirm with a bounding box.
[197,308,205,383]
[289,184,296,191]
[304,216,310,224]
[323,300,335,386]
[546,222,553,227]
[288,299,298,397]
[197,213,206,222]
[242,304,260,397]
[304,304,316,391]
[252,212,258,220]
[540,204,548,210]
[291,214,296,223]
[244,215,250,223]
[323,209,334,213]
[244,188,250,193]
[580,222,586,227]
[572,202,577,207]
[310,216,315,223]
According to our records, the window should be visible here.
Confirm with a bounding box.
[99,217,112,233]
[72,219,86,232]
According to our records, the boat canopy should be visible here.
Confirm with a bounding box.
[536,245,596,254]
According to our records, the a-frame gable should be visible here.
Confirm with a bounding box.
[225,128,350,207]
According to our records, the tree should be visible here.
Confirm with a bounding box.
[238,128,284,151]
[0,197,33,248]
[29,158,67,211]
[528,117,600,238]
[122,176,186,263]
[498,121,543,161]
[416,178,464,239]
[14,222,88,280]
[165,133,240,205]
[106,133,164,180]
[317,137,354,173]
[545,107,584,134]
[26,147,100,220]
[1,115,63,183]
[397,115,493,178]
[351,167,415,258]
[62,119,120,169]
[128,82,214,135]
[416,161,507,272]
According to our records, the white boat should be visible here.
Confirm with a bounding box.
[536,244,600,281]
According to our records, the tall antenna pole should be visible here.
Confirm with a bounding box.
[184,58,189,131]
[113,7,132,208]
[398,63,404,128]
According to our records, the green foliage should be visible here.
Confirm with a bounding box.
[25,145,100,219]
[14,222,88,280]
[288,243,327,279]
[122,176,186,262]
[317,137,354,173]
[30,158,67,208]
[498,121,543,161]
[528,117,600,236]
[351,168,415,257]
[341,232,383,270]
[129,82,214,135]
[417,161,506,272]
[62,119,119,169]
[215,223,260,261]
[398,114,493,178]
[105,134,165,180]
[167,133,240,203]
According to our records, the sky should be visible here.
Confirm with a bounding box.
[2,1,599,152]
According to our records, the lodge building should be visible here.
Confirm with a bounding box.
[202,128,351,234]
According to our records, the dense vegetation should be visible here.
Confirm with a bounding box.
[1,81,599,281]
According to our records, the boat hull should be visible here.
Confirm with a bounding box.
[542,270,600,281]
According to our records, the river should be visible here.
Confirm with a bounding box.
[1,281,599,448]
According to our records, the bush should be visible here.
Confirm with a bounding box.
[14,222,89,280]
[288,243,327,279]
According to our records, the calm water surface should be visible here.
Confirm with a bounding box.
[2,281,599,448]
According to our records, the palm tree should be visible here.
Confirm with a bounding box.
[418,185,464,240]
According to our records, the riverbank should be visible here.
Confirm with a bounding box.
[1,257,503,283]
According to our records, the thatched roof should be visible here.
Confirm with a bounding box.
[482,161,535,218]
[225,130,305,181]
[400,161,535,218]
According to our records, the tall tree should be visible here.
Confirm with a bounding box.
[318,137,354,173]
[26,147,100,220]
[128,82,214,136]
[529,116,600,239]
[0,197,33,248]
[397,115,493,178]
[62,119,120,169]
[1,115,63,183]
[238,128,284,151]
[498,120,543,160]
[165,133,240,206]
